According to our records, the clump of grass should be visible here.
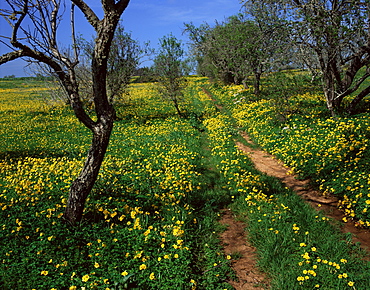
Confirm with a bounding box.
[233,184,370,290]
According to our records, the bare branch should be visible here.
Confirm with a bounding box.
[0,49,24,64]
[71,3,79,64]
[0,10,15,28]
[115,0,130,14]
[50,0,60,48]
[10,0,28,45]
[71,0,100,30]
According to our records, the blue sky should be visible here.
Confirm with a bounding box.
[0,0,242,77]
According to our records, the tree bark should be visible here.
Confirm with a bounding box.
[347,85,370,115]
[323,74,337,118]
[253,71,261,96]
[241,78,248,90]
[64,115,114,224]
[172,97,182,117]
[62,0,129,225]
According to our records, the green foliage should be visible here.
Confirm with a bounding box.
[133,67,157,83]
[76,23,145,105]
[241,0,370,115]
[153,34,189,117]
[2,74,15,79]
[211,15,264,87]
[186,15,265,87]
[185,13,292,96]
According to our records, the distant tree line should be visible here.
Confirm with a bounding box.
[1,74,16,79]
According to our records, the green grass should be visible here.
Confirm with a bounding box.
[228,82,370,227]
[1,74,370,290]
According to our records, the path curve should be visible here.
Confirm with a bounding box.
[236,131,370,256]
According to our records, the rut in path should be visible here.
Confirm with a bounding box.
[220,209,269,290]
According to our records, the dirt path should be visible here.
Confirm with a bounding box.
[220,209,269,289]
[236,131,370,255]
[207,87,370,289]
[219,131,370,290]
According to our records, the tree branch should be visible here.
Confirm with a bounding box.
[0,50,24,64]
[10,0,28,45]
[70,3,79,64]
[334,68,370,101]
[115,0,130,14]
[50,0,60,48]
[102,0,115,14]
[71,0,100,30]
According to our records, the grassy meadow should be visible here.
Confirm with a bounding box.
[1,74,370,289]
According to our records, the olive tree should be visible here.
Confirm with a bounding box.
[77,23,150,106]
[211,15,272,94]
[153,34,189,117]
[0,0,130,225]
[242,0,370,116]
[185,14,290,95]
[183,22,212,77]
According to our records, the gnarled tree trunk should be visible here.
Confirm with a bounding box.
[63,4,127,225]
[64,111,115,224]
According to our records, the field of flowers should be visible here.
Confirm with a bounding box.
[0,78,236,289]
[202,84,370,289]
[218,81,370,227]
[1,76,370,290]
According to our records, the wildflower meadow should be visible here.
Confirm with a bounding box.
[1,74,370,289]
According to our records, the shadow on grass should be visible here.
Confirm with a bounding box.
[0,149,82,161]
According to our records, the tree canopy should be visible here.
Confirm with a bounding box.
[241,0,370,115]
[153,34,189,117]
[185,13,291,95]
